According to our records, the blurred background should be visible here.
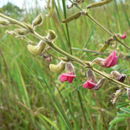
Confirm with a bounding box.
[0,0,130,130]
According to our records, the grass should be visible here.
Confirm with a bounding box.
[0,0,130,129]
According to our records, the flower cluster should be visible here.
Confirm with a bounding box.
[51,51,124,90]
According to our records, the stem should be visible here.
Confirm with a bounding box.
[0,13,130,89]
[0,13,28,29]
[86,13,113,36]
[86,13,130,49]
[92,68,130,88]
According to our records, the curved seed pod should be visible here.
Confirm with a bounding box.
[87,0,112,9]
[62,12,81,23]
[49,61,66,73]
[32,14,43,27]
[27,40,46,55]
[46,30,57,41]
[0,18,10,25]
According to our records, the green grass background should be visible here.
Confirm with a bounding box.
[0,0,130,129]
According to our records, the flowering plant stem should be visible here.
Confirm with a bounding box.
[0,12,130,88]
[86,13,130,49]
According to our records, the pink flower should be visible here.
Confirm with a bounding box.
[59,72,76,83]
[103,51,118,68]
[83,80,96,89]
[120,33,127,39]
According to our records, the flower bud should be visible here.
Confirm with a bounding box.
[116,32,127,39]
[46,30,57,41]
[65,62,75,73]
[32,14,43,27]
[87,69,96,81]
[27,40,46,55]
[49,61,66,73]
[93,78,106,90]
[111,89,123,104]
[110,71,126,83]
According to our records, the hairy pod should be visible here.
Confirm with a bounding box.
[87,0,112,9]
[46,30,57,41]
[27,40,46,55]
[49,61,66,73]
[32,14,43,27]
[62,12,82,23]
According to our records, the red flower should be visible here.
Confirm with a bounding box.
[103,51,118,68]
[120,33,127,39]
[83,80,96,89]
[59,72,76,83]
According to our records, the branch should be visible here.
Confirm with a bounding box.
[0,13,130,89]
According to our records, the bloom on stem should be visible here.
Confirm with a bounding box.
[120,32,127,39]
[59,72,76,83]
[83,80,96,89]
[93,51,118,68]
[83,69,105,90]
[83,78,105,90]
[103,51,118,67]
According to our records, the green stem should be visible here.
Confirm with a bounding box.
[92,68,130,88]
[0,13,130,89]
[86,13,130,49]
[86,13,113,36]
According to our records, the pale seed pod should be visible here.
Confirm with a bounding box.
[32,14,43,27]
[49,61,66,73]
[27,40,46,55]
[87,0,112,9]
[0,18,10,26]
[46,30,57,41]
